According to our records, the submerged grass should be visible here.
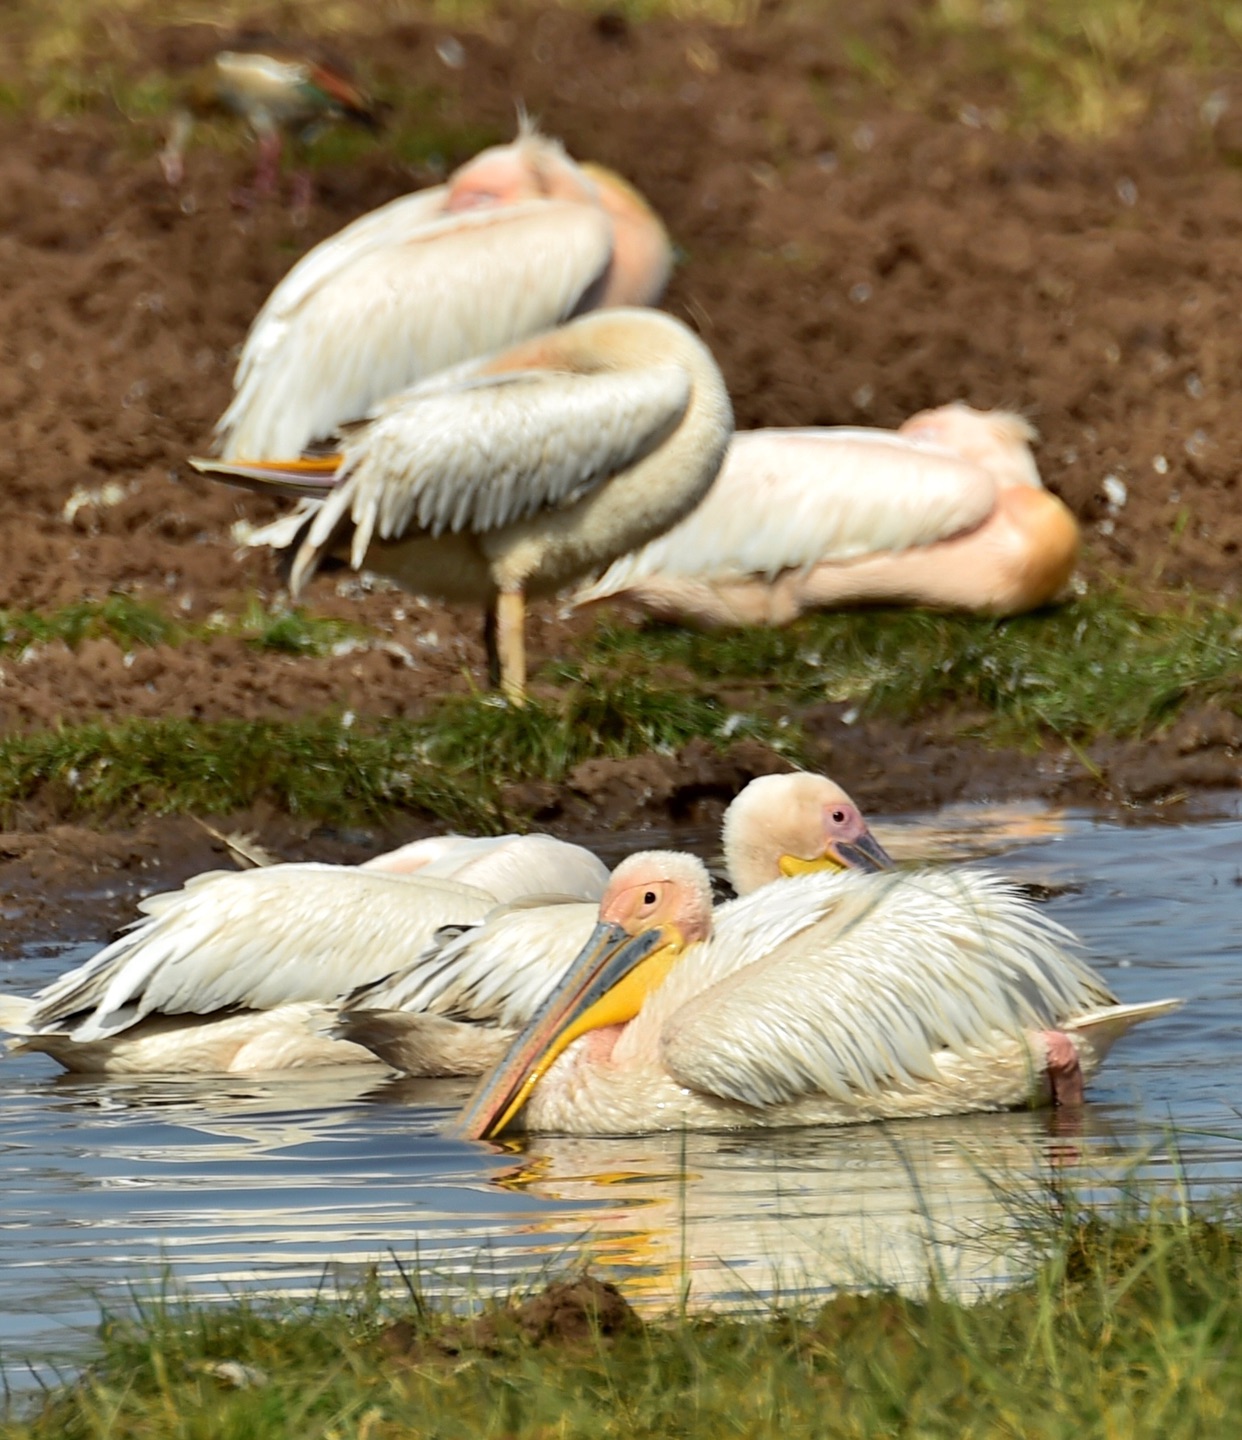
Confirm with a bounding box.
[2,588,1239,822]
[9,1201,1242,1438]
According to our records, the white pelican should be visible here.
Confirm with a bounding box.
[194,308,734,700]
[454,852,1182,1137]
[336,771,894,1075]
[572,404,1080,626]
[0,833,608,1076]
[213,127,672,459]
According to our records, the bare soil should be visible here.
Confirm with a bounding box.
[1,3,1241,932]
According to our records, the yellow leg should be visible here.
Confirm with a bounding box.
[497,589,526,706]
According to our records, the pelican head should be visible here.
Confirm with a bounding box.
[897,403,1041,490]
[452,852,712,1140]
[722,772,894,896]
[445,130,592,212]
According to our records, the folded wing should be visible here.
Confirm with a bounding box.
[577,429,1000,599]
[217,199,616,458]
[660,869,1116,1108]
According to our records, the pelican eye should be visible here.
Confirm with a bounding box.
[831,809,846,825]
[643,891,657,905]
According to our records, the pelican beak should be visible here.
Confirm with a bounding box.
[779,826,895,878]
[450,921,677,1141]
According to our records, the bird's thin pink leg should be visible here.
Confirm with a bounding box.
[290,169,314,223]
[253,131,283,199]
[1041,1030,1084,1107]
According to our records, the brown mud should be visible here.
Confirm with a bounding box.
[1,4,1241,939]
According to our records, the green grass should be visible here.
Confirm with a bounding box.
[2,589,1240,822]
[583,588,1242,746]
[0,596,366,660]
[0,673,794,826]
[9,1200,1242,1438]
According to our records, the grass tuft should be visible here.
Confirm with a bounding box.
[584,588,1242,744]
[11,1198,1242,1437]
[0,718,500,831]
[1,589,1240,822]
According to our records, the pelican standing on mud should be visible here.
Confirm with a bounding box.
[213,127,673,458]
[455,852,1181,1138]
[574,403,1080,625]
[195,308,734,700]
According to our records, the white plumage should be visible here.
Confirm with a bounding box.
[337,771,893,1075]
[457,856,1182,1137]
[195,307,734,700]
[215,130,672,459]
[574,405,1080,625]
[300,361,692,581]
[0,833,608,1074]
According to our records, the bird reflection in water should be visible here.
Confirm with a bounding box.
[472,1109,1113,1310]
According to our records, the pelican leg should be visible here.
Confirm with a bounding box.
[483,607,501,689]
[497,589,527,706]
[1041,1030,1084,1107]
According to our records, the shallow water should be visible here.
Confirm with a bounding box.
[2,797,1240,1389]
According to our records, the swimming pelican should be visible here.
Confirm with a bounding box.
[454,852,1182,1137]
[0,834,608,1076]
[213,126,672,459]
[337,771,894,1075]
[160,39,381,209]
[572,404,1080,626]
[194,308,734,700]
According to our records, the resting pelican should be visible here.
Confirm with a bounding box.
[160,40,381,209]
[194,308,734,700]
[455,853,1182,1137]
[337,771,893,1075]
[0,834,607,1076]
[213,127,672,459]
[573,404,1080,626]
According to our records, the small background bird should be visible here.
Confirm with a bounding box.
[160,32,382,213]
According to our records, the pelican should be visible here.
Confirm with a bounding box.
[212,126,673,459]
[572,404,1080,626]
[160,39,381,209]
[336,771,894,1075]
[193,308,734,700]
[0,833,608,1076]
[454,852,1182,1137]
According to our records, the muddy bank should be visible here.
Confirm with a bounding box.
[1,2,1241,909]
[3,705,1234,951]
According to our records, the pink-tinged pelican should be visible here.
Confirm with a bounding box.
[213,126,672,459]
[160,39,381,209]
[572,404,1080,626]
[194,308,734,700]
[337,771,893,1075]
[455,853,1182,1137]
[0,834,608,1076]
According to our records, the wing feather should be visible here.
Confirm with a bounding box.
[342,898,598,1030]
[298,362,691,571]
[363,834,608,902]
[27,867,497,1041]
[659,870,1115,1108]
[217,199,615,458]
[575,428,999,599]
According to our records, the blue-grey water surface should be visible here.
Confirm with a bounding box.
[1,797,1239,1389]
